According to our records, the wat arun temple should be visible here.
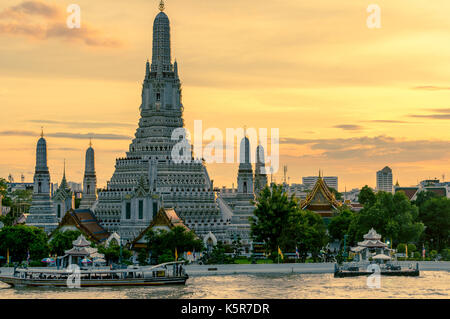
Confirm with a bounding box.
[26,1,268,252]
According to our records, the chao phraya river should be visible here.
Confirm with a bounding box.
[0,263,448,299]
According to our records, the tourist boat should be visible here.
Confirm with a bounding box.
[0,261,188,287]
[334,261,420,278]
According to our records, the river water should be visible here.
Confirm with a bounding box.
[0,271,448,299]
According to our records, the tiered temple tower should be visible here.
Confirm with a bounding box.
[52,160,75,221]
[79,140,98,209]
[223,135,256,252]
[254,144,268,196]
[94,2,231,241]
[27,130,58,233]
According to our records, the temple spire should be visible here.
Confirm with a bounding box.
[159,0,165,12]
[41,127,44,138]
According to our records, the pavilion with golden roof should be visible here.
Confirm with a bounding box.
[300,172,342,219]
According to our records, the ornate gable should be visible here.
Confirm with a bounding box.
[301,175,341,214]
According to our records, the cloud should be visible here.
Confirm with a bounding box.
[333,124,364,131]
[0,130,36,136]
[27,119,135,128]
[0,1,123,48]
[409,109,450,120]
[280,135,450,164]
[0,1,60,19]
[432,108,450,113]
[410,114,450,119]
[0,130,131,140]
[365,120,409,124]
[412,86,450,91]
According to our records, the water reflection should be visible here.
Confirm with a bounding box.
[0,271,448,299]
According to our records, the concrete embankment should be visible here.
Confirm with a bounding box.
[1,261,448,277]
[184,261,450,276]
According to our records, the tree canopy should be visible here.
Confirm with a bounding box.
[145,226,204,263]
[250,184,328,260]
[48,229,82,256]
[418,196,450,251]
[348,191,424,246]
[0,225,49,262]
[328,207,354,242]
[249,185,298,254]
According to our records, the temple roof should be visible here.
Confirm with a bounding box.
[364,227,382,240]
[301,175,341,211]
[131,207,191,248]
[395,186,447,201]
[73,234,90,247]
[51,209,110,243]
[395,187,419,200]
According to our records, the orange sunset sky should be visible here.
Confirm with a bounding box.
[0,0,449,191]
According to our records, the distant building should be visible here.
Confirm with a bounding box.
[68,182,82,193]
[283,183,309,200]
[303,176,338,191]
[7,183,34,192]
[376,166,393,193]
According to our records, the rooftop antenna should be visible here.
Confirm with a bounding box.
[21,173,25,183]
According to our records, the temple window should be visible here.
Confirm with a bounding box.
[138,200,144,219]
[126,202,131,219]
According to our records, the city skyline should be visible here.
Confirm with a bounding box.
[1,0,449,191]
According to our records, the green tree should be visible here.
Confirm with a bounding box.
[98,240,131,264]
[0,178,11,206]
[202,242,233,264]
[279,209,328,262]
[348,191,424,246]
[0,225,49,262]
[137,248,148,265]
[418,197,450,251]
[328,208,354,241]
[48,230,82,256]
[358,185,376,207]
[145,226,204,263]
[412,190,439,208]
[250,185,298,254]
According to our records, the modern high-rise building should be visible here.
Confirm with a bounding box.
[303,176,338,191]
[376,166,393,193]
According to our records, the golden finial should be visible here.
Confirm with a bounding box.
[159,0,165,11]
[89,137,92,147]
[41,127,44,138]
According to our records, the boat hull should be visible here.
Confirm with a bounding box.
[0,275,188,287]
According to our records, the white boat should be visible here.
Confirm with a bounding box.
[0,261,188,287]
